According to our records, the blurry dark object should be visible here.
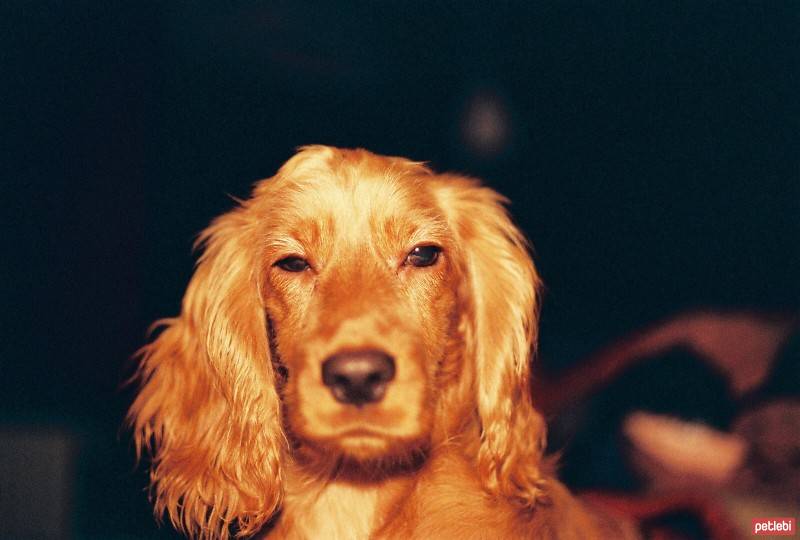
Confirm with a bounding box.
[582,492,741,540]
[0,427,77,540]
[542,310,799,539]
[552,347,738,491]
[734,399,800,501]
[733,331,800,502]
[460,89,513,158]
[536,311,798,415]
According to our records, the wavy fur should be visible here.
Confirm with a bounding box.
[128,146,633,539]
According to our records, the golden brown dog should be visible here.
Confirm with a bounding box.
[128,146,636,539]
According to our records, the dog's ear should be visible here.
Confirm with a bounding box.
[128,206,283,540]
[436,175,548,508]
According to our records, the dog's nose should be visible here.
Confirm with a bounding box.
[321,351,396,406]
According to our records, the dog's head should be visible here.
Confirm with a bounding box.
[129,146,545,539]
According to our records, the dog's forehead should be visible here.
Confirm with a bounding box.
[265,165,449,248]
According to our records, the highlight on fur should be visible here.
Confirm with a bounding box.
[434,177,547,506]
[127,146,609,539]
[129,207,285,539]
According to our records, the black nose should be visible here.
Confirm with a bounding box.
[321,351,396,406]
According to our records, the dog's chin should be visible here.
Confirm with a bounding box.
[298,430,430,468]
[339,431,428,462]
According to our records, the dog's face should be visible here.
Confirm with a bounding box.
[129,146,547,539]
[259,154,461,461]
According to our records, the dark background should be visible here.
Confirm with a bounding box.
[2,2,798,538]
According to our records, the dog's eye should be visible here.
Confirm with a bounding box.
[405,245,441,268]
[275,256,310,272]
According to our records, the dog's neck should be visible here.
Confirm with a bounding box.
[283,480,380,539]
[273,461,415,540]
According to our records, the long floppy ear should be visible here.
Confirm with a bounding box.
[437,175,548,508]
[128,205,283,540]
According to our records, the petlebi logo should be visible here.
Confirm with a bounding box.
[752,518,796,536]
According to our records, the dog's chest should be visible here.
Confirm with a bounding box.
[289,483,379,540]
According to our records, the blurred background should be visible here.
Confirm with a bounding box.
[2,2,798,539]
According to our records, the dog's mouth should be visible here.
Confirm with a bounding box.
[336,428,392,455]
[338,427,385,437]
[325,413,414,441]
[290,417,431,463]
[330,429,430,464]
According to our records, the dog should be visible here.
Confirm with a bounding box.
[128,146,637,539]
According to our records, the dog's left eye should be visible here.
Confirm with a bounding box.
[275,256,310,272]
[405,245,441,268]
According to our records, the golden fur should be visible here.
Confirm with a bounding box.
[128,146,636,539]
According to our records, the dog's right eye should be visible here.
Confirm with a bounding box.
[405,245,442,268]
[275,256,310,272]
